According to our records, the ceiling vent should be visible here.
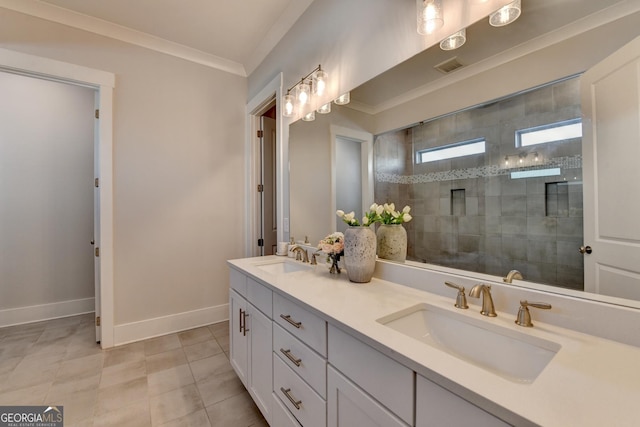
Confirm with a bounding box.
[434,57,465,74]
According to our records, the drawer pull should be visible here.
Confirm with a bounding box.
[280,348,302,367]
[238,308,243,333]
[280,314,302,329]
[239,309,249,336]
[280,387,302,410]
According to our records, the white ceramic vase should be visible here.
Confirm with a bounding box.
[343,226,376,283]
[376,224,407,262]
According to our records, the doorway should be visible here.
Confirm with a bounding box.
[0,71,97,338]
[259,105,277,255]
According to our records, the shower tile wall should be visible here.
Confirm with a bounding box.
[374,78,584,290]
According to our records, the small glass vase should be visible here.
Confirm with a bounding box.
[376,224,407,262]
[343,226,377,283]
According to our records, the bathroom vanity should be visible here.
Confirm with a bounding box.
[227,256,640,426]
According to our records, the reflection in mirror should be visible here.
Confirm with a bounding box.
[374,76,584,290]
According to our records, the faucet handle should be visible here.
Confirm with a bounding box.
[515,300,552,327]
[444,281,469,309]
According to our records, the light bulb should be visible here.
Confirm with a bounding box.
[489,0,521,27]
[504,156,509,166]
[302,111,315,122]
[283,93,295,117]
[314,69,328,96]
[297,81,310,105]
[417,0,444,35]
[334,92,350,105]
[317,102,331,114]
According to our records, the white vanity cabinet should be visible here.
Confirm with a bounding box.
[229,270,273,424]
[415,375,510,427]
[272,293,328,427]
[328,325,413,427]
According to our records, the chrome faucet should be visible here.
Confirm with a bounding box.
[503,269,523,283]
[289,245,309,263]
[469,284,497,317]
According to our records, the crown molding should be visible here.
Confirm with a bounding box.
[0,0,247,76]
[349,0,640,116]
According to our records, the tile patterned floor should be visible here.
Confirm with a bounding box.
[0,314,268,426]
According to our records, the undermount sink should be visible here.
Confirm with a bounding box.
[377,303,560,383]
[255,259,312,275]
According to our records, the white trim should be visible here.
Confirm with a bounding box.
[113,304,229,346]
[0,0,246,77]
[329,125,374,231]
[351,0,640,115]
[0,47,116,348]
[0,298,95,328]
[245,73,286,256]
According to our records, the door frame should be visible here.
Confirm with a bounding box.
[0,48,116,348]
[245,73,288,256]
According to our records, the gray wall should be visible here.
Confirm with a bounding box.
[375,78,584,290]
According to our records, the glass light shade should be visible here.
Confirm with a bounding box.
[302,111,315,122]
[283,93,295,117]
[334,92,350,105]
[296,81,311,105]
[313,69,328,96]
[440,28,466,51]
[489,0,521,27]
[317,102,331,114]
[417,0,444,35]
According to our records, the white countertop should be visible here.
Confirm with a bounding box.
[228,255,640,427]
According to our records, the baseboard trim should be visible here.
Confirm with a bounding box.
[0,298,95,328]
[113,303,229,346]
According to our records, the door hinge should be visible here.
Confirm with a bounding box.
[257,184,264,192]
[95,247,100,257]
[257,130,264,138]
[96,316,101,326]
[95,109,100,119]
[258,238,264,247]
[95,178,99,188]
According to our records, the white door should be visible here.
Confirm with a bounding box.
[581,35,640,300]
[94,95,101,343]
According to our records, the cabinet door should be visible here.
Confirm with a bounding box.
[416,375,510,427]
[248,303,273,424]
[229,290,248,387]
[327,366,409,427]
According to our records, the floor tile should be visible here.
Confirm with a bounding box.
[56,353,104,382]
[146,348,188,375]
[147,364,195,397]
[149,383,204,426]
[159,408,211,427]
[93,398,151,427]
[183,339,223,363]
[205,392,263,427]
[196,369,245,407]
[178,327,213,347]
[96,376,148,415]
[100,359,147,389]
[103,341,146,368]
[189,353,233,383]
[208,321,229,338]
[215,334,230,353]
[144,334,182,356]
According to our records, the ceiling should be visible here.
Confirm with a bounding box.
[2,0,314,76]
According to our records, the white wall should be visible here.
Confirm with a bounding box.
[0,72,95,322]
[0,8,247,341]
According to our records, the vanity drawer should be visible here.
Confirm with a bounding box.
[229,268,247,297]
[328,324,414,426]
[274,323,327,398]
[274,354,326,427]
[273,293,327,356]
[247,277,272,318]
[271,392,302,427]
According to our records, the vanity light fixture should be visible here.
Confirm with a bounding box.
[282,64,329,118]
[417,0,444,35]
[440,28,466,51]
[334,92,351,105]
[489,0,521,27]
[317,102,332,114]
[302,111,316,122]
[504,156,509,166]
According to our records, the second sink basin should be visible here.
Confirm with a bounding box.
[377,303,560,383]
[255,259,312,275]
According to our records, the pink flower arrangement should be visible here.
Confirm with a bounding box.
[318,232,344,256]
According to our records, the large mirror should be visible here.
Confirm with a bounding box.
[289,0,640,305]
